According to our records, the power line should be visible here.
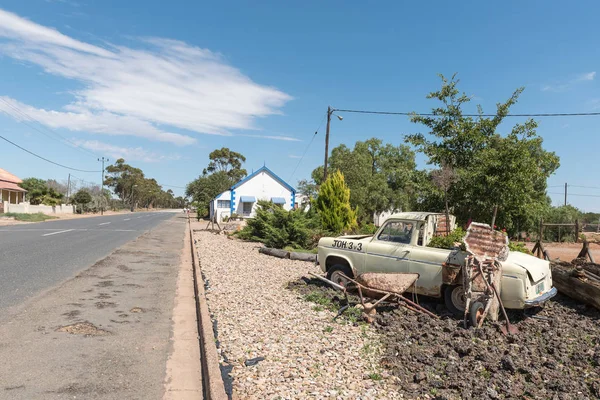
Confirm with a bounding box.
[548,192,600,198]
[0,134,100,173]
[160,184,186,189]
[0,97,101,157]
[334,108,600,118]
[569,184,600,190]
[287,112,327,183]
[70,174,100,186]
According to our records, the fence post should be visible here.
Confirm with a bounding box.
[575,219,580,243]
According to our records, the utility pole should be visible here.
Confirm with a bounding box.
[98,157,108,215]
[323,106,333,182]
[564,182,568,206]
[66,173,71,203]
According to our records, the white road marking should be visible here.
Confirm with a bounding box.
[98,222,111,226]
[123,218,131,221]
[42,229,74,237]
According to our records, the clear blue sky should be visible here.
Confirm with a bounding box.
[0,1,599,211]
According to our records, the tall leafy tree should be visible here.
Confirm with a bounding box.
[315,170,357,234]
[186,147,248,216]
[311,138,418,223]
[19,178,64,205]
[407,74,560,234]
[204,147,247,182]
[103,158,182,209]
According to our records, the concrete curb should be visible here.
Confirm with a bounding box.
[164,222,203,399]
[189,220,229,400]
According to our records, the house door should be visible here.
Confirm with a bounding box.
[243,202,253,216]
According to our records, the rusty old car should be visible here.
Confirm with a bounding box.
[316,212,557,315]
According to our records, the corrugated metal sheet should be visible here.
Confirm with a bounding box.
[464,222,509,261]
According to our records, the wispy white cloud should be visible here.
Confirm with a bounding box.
[542,71,596,92]
[74,140,181,163]
[575,71,596,82]
[239,134,301,142]
[0,9,292,144]
[288,154,302,159]
[0,96,196,145]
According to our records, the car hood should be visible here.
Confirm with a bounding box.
[504,251,549,283]
[337,234,373,241]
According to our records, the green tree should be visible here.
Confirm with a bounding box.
[407,74,560,234]
[72,189,92,213]
[19,177,64,205]
[204,147,247,182]
[104,158,144,202]
[315,170,357,234]
[297,179,318,198]
[311,138,418,223]
[186,148,248,217]
[103,158,181,210]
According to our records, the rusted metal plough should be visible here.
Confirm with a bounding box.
[309,272,438,322]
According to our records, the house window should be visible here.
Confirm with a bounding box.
[243,201,253,216]
[217,200,230,209]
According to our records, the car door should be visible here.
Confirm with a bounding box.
[406,222,449,296]
[365,219,413,274]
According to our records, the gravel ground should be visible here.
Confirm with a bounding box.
[196,231,600,399]
[194,231,402,399]
[295,281,600,400]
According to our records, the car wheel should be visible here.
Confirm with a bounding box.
[444,285,466,317]
[469,301,485,328]
[327,264,353,288]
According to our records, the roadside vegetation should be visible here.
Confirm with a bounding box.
[0,212,57,222]
[190,75,598,252]
[15,159,186,214]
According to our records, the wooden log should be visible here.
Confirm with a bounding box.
[258,247,290,259]
[580,262,600,277]
[550,264,600,310]
[289,252,317,262]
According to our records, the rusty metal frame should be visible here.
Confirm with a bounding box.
[308,272,438,319]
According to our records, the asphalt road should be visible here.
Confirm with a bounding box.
[0,213,187,399]
[0,210,183,311]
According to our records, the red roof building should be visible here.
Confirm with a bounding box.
[0,168,26,206]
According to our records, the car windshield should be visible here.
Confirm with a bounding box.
[377,221,413,244]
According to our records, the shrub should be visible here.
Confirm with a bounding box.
[508,241,532,254]
[358,223,378,235]
[236,200,311,249]
[427,227,466,250]
[314,170,357,235]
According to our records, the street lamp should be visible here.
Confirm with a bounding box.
[323,106,343,182]
[130,184,138,212]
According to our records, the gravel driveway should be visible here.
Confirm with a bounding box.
[194,231,402,399]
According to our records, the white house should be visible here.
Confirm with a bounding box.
[210,166,296,221]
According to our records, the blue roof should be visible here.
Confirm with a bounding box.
[271,197,286,204]
[231,166,296,193]
[240,196,256,202]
